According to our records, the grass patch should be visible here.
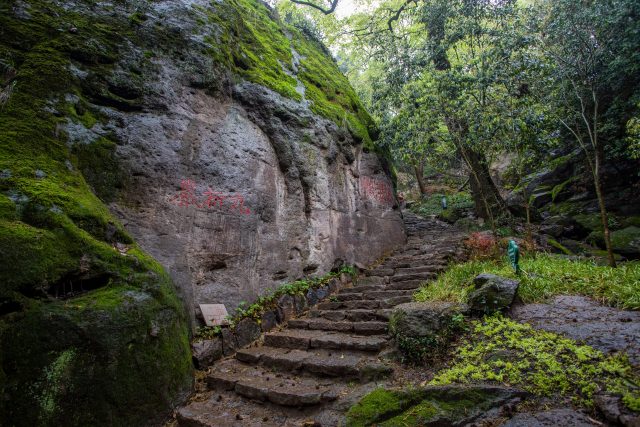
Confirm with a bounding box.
[409,192,473,217]
[430,314,640,410]
[414,254,640,310]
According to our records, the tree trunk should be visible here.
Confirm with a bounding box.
[593,152,617,267]
[414,162,428,195]
[461,146,508,221]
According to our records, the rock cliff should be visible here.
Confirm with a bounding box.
[0,0,405,424]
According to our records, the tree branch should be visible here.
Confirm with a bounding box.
[289,0,339,15]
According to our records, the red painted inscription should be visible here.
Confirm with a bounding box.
[170,179,250,215]
[360,176,394,205]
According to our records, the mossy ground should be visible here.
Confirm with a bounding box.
[414,253,640,309]
[430,315,640,411]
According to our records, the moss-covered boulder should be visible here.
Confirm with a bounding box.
[0,0,398,423]
[389,302,466,363]
[346,385,527,427]
[0,1,195,424]
[588,226,640,259]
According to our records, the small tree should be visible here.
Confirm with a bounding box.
[537,0,639,267]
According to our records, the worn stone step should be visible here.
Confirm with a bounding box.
[334,289,413,301]
[235,347,392,381]
[355,276,387,286]
[206,359,341,406]
[316,296,412,311]
[339,283,386,293]
[395,265,445,275]
[309,308,393,322]
[390,271,437,282]
[264,329,387,352]
[386,280,424,290]
[364,268,394,276]
[287,319,387,335]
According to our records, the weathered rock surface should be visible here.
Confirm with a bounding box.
[468,273,519,314]
[511,295,640,365]
[192,338,223,369]
[389,301,466,338]
[595,393,640,427]
[0,0,404,424]
[501,408,599,427]
[346,385,528,426]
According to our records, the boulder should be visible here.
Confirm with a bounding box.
[587,226,640,259]
[191,338,223,369]
[502,408,598,427]
[260,310,278,332]
[234,318,261,349]
[467,274,519,314]
[611,226,640,259]
[347,385,528,426]
[389,301,466,339]
[595,394,640,427]
[221,327,238,356]
[540,215,589,239]
[276,294,296,322]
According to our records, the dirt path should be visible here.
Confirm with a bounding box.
[175,211,468,426]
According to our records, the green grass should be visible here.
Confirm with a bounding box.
[409,192,474,217]
[414,254,640,310]
[430,314,640,410]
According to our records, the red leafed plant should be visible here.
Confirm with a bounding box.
[465,232,499,259]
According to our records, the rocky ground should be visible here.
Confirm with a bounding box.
[172,211,640,426]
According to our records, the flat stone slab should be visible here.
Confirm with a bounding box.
[335,289,412,301]
[309,309,393,322]
[236,347,392,380]
[502,408,600,426]
[264,329,387,352]
[511,295,640,365]
[287,319,387,335]
[391,271,437,283]
[206,359,342,407]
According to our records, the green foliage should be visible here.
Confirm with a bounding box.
[430,315,640,410]
[346,388,408,427]
[414,254,640,310]
[0,2,193,424]
[195,325,222,340]
[197,0,376,145]
[409,192,473,217]
[219,266,356,329]
[391,312,467,365]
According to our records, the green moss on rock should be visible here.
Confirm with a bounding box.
[0,1,192,425]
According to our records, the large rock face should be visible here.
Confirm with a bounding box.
[0,0,404,424]
[113,79,405,325]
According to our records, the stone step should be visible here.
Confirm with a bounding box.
[339,283,386,293]
[309,308,393,322]
[206,359,341,406]
[316,296,412,311]
[235,347,392,381]
[364,268,394,276]
[386,280,424,290]
[264,329,387,352]
[287,318,388,335]
[395,265,445,275]
[390,271,437,283]
[355,276,387,286]
[334,289,413,301]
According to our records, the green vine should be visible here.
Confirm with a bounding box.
[194,266,356,340]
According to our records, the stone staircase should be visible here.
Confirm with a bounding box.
[176,211,467,426]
